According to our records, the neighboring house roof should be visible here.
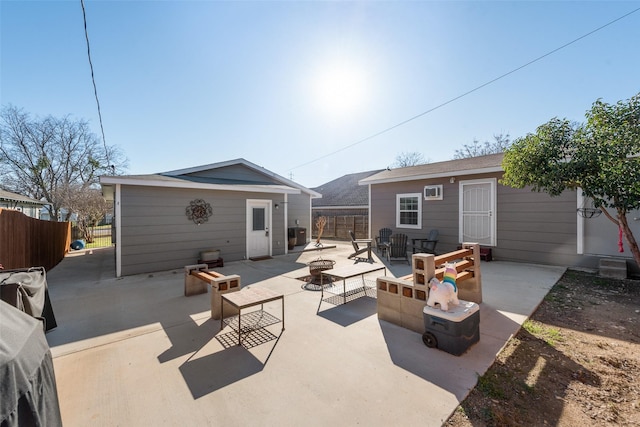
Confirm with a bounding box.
[359,153,504,185]
[0,189,48,206]
[312,170,383,208]
[100,158,321,198]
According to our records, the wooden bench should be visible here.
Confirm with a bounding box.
[184,264,241,319]
[377,243,482,333]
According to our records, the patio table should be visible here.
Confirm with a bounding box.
[221,287,284,346]
[320,263,387,306]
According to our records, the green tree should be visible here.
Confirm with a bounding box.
[0,105,127,221]
[453,133,511,159]
[501,93,640,267]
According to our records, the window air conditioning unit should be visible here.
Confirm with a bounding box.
[424,185,443,200]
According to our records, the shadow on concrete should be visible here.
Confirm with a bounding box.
[317,296,377,327]
[179,346,264,399]
[158,317,219,363]
[379,306,522,400]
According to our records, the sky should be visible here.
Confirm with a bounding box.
[2,1,639,189]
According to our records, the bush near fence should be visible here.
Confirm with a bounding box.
[0,208,71,271]
[312,215,369,240]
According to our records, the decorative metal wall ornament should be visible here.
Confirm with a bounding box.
[186,199,212,224]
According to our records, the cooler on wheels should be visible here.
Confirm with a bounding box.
[422,300,480,356]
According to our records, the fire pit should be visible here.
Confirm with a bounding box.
[305,258,335,289]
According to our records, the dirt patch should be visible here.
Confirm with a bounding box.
[445,269,640,426]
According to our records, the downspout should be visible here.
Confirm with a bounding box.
[367,184,372,239]
[285,193,289,254]
[576,188,584,255]
[115,183,122,277]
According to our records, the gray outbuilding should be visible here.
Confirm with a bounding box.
[100,158,320,277]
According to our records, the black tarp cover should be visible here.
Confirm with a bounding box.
[0,268,57,331]
[0,300,63,426]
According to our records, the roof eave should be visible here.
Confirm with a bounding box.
[99,177,301,195]
[359,166,504,185]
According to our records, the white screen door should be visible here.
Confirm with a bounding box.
[459,179,496,246]
[246,200,271,258]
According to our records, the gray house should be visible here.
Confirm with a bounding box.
[360,153,640,272]
[100,159,320,277]
[0,189,48,219]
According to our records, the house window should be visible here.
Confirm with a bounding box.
[252,207,266,231]
[396,193,421,229]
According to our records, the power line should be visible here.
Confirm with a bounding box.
[289,6,640,172]
[80,0,110,165]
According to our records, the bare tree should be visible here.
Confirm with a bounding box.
[453,133,511,159]
[0,105,127,221]
[393,151,428,167]
[67,186,112,242]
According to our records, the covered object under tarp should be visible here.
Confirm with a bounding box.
[0,300,62,426]
[0,267,57,332]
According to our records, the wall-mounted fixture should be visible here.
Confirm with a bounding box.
[274,203,279,210]
[186,199,212,224]
[450,177,456,184]
[424,185,443,200]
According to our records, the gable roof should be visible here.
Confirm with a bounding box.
[359,153,504,185]
[312,170,383,208]
[0,189,48,206]
[100,158,320,198]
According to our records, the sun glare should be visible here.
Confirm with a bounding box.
[311,61,368,119]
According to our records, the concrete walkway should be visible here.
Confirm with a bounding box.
[44,242,565,426]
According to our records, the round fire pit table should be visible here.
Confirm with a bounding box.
[304,259,335,290]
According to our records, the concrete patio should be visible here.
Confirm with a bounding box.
[44,242,566,426]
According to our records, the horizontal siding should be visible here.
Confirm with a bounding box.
[370,172,586,268]
[496,186,578,265]
[370,179,462,253]
[287,193,311,244]
[119,185,288,276]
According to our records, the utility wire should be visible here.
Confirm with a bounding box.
[80,0,110,166]
[289,6,640,172]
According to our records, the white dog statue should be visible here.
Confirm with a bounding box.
[427,277,459,311]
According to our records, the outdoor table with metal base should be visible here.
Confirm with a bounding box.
[221,287,284,346]
[320,263,387,306]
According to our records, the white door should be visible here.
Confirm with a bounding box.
[246,200,271,258]
[459,179,496,246]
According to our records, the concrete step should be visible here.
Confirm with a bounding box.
[599,258,627,279]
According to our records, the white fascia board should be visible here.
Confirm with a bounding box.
[99,176,300,194]
[359,166,504,185]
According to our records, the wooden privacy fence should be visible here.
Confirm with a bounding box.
[0,208,71,271]
[312,215,368,240]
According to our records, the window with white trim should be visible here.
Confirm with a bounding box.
[396,193,421,229]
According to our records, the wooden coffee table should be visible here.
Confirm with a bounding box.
[221,287,284,346]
